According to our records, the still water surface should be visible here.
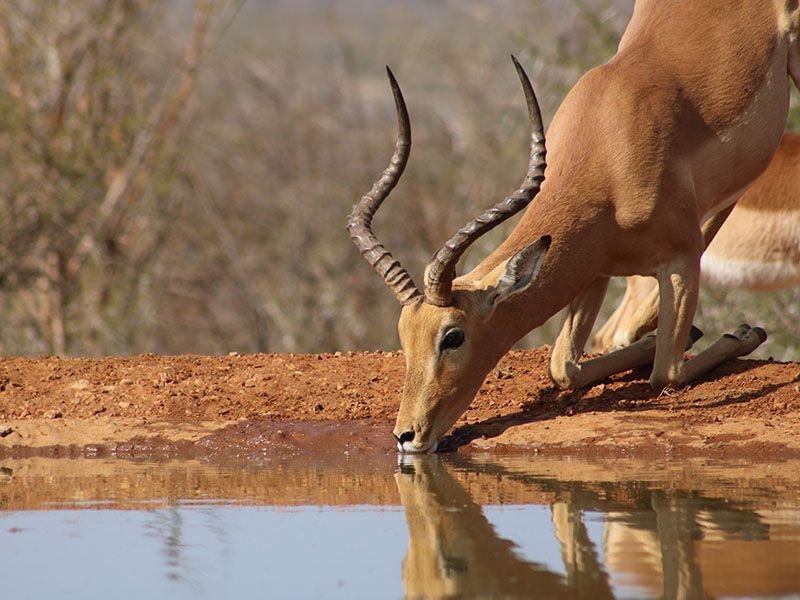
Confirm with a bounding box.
[1,453,800,599]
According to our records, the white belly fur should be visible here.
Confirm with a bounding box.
[701,253,800,291]
[701,207,800,291]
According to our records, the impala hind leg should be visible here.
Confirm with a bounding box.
[650,255,701,391]
[593,276,659,352]
[592,279,639,352]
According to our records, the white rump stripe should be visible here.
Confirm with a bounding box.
[701,253,800,291]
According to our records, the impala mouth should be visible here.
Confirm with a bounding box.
[397,437,439,454]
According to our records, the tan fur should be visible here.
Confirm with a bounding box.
[393,1,799,452]
[595,131,800,352]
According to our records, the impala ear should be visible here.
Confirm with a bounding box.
[489,235,551,305]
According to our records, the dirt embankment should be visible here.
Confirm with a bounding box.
[1,348,799,459]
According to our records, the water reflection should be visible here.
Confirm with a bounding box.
[395,455,800,600]
[2,455,800,599]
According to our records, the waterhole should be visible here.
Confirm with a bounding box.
[1,453,799,599]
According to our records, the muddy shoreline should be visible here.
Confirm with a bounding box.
[1,348,799,460]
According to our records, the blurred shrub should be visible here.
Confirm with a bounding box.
[0,0,796,360]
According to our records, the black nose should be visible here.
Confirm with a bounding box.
[398,430,415,444]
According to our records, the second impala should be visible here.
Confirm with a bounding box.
[349,1,800,453]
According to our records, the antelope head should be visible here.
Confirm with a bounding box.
[348,58,548,453]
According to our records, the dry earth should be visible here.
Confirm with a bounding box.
[1,347,799,459]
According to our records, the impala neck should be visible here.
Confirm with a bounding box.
[468,186,609,353]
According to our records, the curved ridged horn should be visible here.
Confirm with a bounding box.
[424,56,547,307]
[347,67,422,305]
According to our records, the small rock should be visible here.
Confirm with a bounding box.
[74,391,94,403]
[44,410,63,419]
[69,380,91,391]
[119,379,134,386]
[313,403,324,413]
[0,427,13,438]
[229,351,240,357]
[494,368,513,380]
[118,402,131,409]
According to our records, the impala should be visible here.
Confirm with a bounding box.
[349,1,800,453]
[595,131,800,351]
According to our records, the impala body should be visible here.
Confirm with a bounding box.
[350,0,800,453]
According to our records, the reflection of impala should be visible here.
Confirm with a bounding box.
[350,1,800,452]
[395,457,800,599]
[595,131,800,351]
[395,456,610,599]
[602,500,800,599]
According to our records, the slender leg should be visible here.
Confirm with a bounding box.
[549,277,610,389]
[592,303,623,353]
[592,278,640,352]
[650,255,701,391]
[554,210,764,392]
[652,493,706,600]
[555,324,703,390]
[552,500,613,597]
[618,282,660,347]
[551,269,707,391]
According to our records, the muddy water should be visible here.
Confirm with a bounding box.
[2,454,800,600]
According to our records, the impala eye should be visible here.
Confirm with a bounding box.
[440,329,465,351]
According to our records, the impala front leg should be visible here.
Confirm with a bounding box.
[549,277,609,389]
[650,255,701,391]
[550,273,700,390]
